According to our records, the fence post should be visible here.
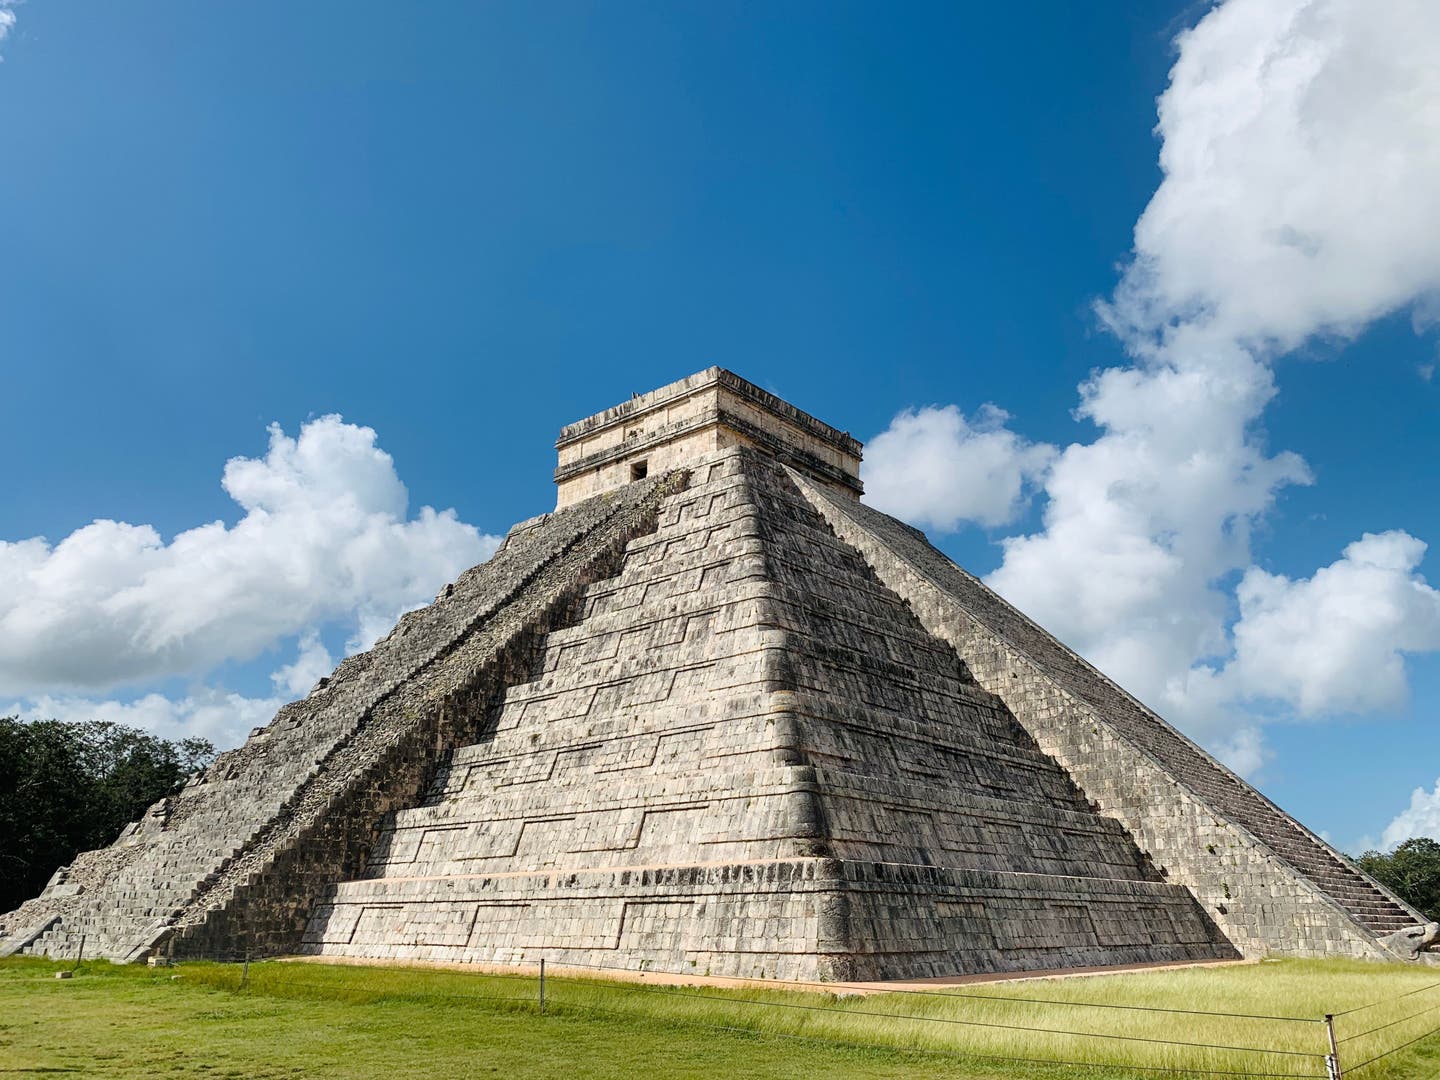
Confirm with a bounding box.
[1324,1014,1343,1079]
[539,958,546,1015]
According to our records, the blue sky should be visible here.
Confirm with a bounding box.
[1,1,1438,852]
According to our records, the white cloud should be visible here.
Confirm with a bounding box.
[8,628,347,750]
[1381,780,1440,849]
[1225,532,1440,715]
[867,0,1440,775]
[271,629,337,699]
[1102,0,1440,358]
[989,0,1440,769]
[4,687,286,751]
[1210,727,1267,779]
[862,404,1054,530]
[0,415,502,699]
[986,347,1311,726]
[0,3,17,55]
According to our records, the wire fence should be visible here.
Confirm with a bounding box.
[123,952,1436,1080]
[1326,975,1440,1074]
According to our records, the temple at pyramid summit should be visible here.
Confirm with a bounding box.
[3,367,1435,978]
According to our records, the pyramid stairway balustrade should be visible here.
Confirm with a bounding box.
[3,473,686,962]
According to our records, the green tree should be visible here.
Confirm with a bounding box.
[1357,838,1440,922]
[0,718,215,913]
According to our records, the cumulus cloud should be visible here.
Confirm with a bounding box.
[0,416,502,699]
[1055,0,1440,772]
[1379,780,1440,850]
[867,0,1440,775]
[1082,0,1440,754]
[1225,532,1440,715]
[271,629,338,699]
[862,404,1054,530]
[6,629,340,750]
[0,3,17,55]
[5,687,287,750]
[1102,0,1440,356]
[992,0,1440,770]
[987,350,1311,719]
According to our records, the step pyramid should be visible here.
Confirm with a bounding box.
[0,368,1424,977]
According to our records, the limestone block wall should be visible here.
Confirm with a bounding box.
[831,861,1230,979]
[307,860,849,981]
[307,451,833,971]
[745,457,1235,976]
[307,450,849,978]
[308,448,1233,980]
[793,470,1417,959]
[166,472,692,960]
[555,426,725,508]
[746,458,1160,881]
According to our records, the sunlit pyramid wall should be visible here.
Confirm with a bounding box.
[1,368,1426,979]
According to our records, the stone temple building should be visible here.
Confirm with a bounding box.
[1,369,1430,979]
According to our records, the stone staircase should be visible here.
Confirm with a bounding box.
[1111,716,1415,935]
[994,602,1421,937]
[17,834,256,961]
[0,472,687,962]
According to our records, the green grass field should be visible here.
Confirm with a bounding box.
[4,955,1440,1079]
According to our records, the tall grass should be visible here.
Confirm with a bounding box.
[167,957,1440,1078]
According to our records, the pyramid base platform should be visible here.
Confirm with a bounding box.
[298,857,1239,981]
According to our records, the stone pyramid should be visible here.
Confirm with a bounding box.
[1,369,1426,979]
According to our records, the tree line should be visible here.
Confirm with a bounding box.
[0,717,214,914]
[1357,839,1440,923]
